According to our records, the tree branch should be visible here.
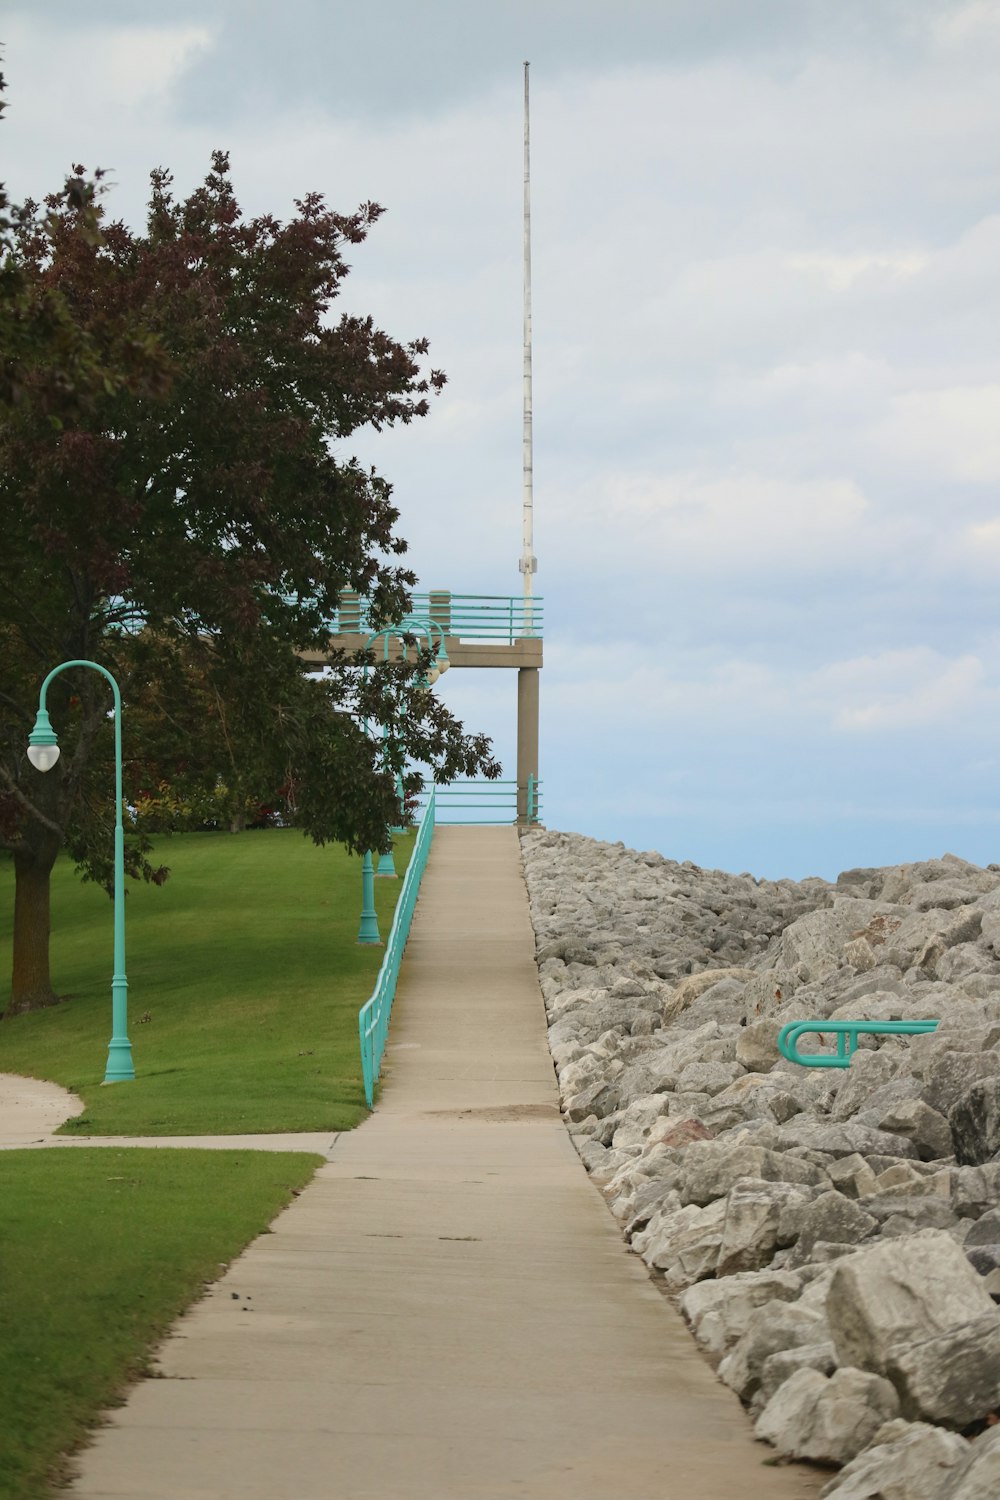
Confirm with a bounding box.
[0,762,65,840]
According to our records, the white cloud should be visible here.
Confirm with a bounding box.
[877,386,1000,484]
[5,18,215,126]
[540,642,994,742]
[931,1,1000,52]
[547,471,870,573]
[104,26,215,108]
[822,650,987,732]
[785,251,928,293]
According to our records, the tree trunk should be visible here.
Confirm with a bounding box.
[7,845,61,1015]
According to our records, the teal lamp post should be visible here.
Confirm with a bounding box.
[27,660,135,1083]
[357,850,382,944]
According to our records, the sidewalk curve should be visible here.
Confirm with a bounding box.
[0,1072,338,1155]
[66,826,821,1500]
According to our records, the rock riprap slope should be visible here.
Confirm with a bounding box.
[521,830,1000,1497]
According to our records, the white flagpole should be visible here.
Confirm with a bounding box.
[520,60,536,634]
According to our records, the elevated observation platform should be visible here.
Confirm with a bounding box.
[302,592,543,825]
[296,591,543,671]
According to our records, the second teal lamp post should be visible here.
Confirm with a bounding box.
[27,660,135,1083]
[355,618,449,942]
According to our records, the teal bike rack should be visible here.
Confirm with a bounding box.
[777,1018,940,1069]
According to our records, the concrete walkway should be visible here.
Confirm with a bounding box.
[64,826,821,1500]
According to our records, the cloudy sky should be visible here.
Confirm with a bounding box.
[5,1,1000,879]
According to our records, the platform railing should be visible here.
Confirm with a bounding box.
[357,787,436,1108]
[434,778,543,825]
[332,592,543,643]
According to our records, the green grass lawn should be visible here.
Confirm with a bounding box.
[0,1148,322,1500]
[0,828,412,1135]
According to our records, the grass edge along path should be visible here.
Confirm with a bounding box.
[0,1147,323,1500]
[0,828,413,1136]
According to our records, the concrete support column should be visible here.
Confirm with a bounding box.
[339,590,361,633]
[428,590,452,635]
[516,667,539,826]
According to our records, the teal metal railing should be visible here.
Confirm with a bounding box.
[357,787,436,1108]
[119,591,543,646]
[777,1018,940,1069]
[434,778,543,825]
[333,593,543,643]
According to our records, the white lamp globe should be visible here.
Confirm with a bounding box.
[27,743,61,772]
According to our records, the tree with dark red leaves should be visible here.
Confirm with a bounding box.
[0,149,497,1015]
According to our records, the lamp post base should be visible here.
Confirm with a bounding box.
[104,1037,135,1083]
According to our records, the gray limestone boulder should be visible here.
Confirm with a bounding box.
[716,1179,810,1276]
[880,856,1000,906]
[851,1075,928,1132]
[819,1419,970,1499]
[674,977,748,1029]
[709,1071,803,1121]
[835,964,910,1007]
[966,1208,1000,1246]
[880,905,983,975]
[772,1118,920,1161]
[741,969,802,1023]
[752,1340,838,1417]
[663,966,754,1022]
[826,1231,997,1378]
[785,1191,879,1269]
[771,901,906,977]
[922,1050,1000,1118]
[889,1312,1000,1426]
[573,1139,610,1175]
[621,1176,683,1238]
[950,1077,1000,1166]
[937,944,1000,982]
[734,1017,785,1071]
[843,936,878,971]
[878,1099,954,1162]
[674,1058,744,1096]
[563,1080,622,1123]
[867,1164,953,1201]
[609,1094,671,1149]
[718,1300,829,1401]
[952,1162,1000,1218]
[950,1427,1000,1499]
[831,1049,907,1122]
[678,1139,825,1206]
[633,1197,727,1278]
[642,1114,714,1151]
[679,1267,804,1359]
[826,1154,880,1199]
[965,1245,1000,1280]
[754,1366,899,1465]
[862,1195,959,1238]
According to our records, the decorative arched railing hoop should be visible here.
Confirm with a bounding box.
[777,1018,940,1069]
